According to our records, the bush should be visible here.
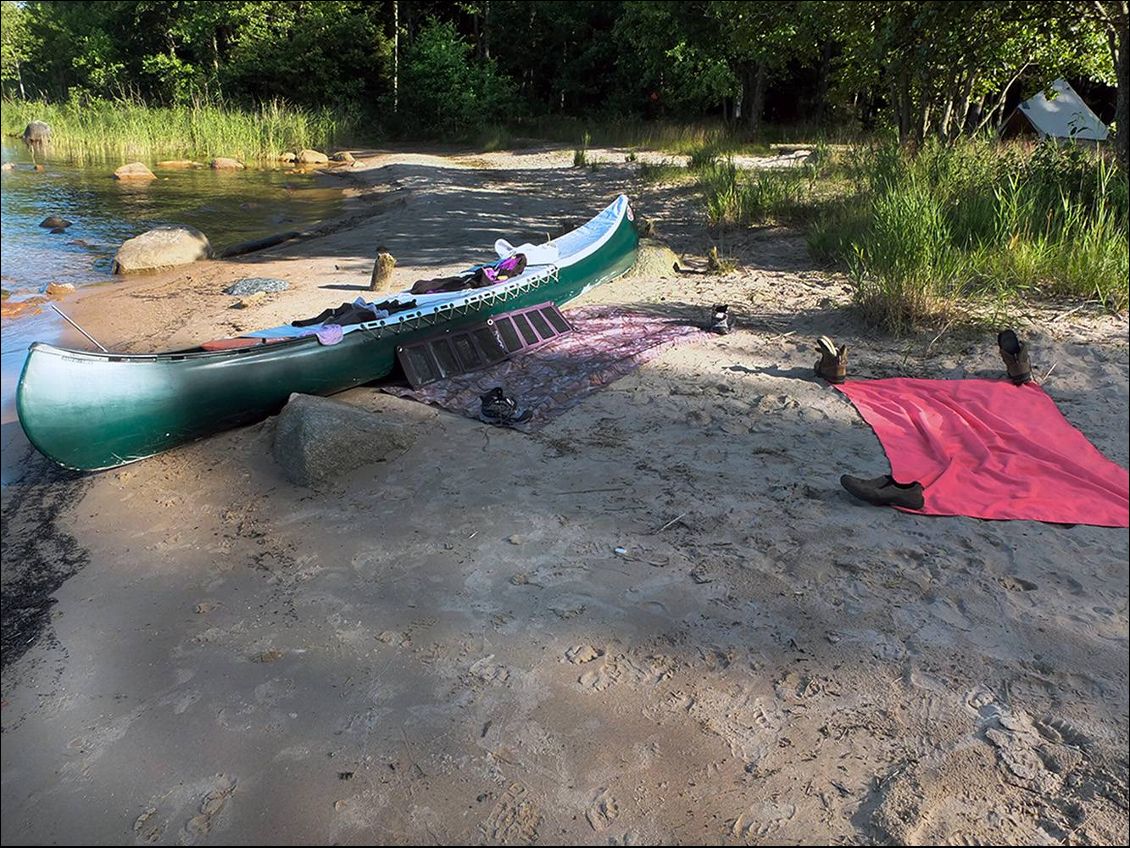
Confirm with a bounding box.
[398,19,516,139]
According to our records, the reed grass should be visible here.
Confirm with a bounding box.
[689,135,1128,332]
[1,97,359,163]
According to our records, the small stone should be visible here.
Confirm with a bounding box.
[234,291,267,308]
[507,534,523,545]
[251,649,285,663]
[45,282,75,298]
[210,157,245,170]
[39,216,72,229]
[613,546,628,556]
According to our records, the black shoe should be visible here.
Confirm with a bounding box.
[997,330,1032,385]
[815,336,847,384]
[710,304,733,334]
[479,387,531,425]
[840,474,925,510]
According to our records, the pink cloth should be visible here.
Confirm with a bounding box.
[383,306,710,430]
[838,378,1129,526]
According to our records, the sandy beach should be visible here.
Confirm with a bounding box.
[2,146,1128,845]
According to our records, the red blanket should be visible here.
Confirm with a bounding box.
[838,378,1129,526]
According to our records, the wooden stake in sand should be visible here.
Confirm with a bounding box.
[370,247,396,291]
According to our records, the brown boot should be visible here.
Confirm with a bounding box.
[841,474,925,510]
[815,336,847,384]
[997,329,1032,385]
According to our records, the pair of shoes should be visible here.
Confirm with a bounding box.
[710,304,733,335]
[815,336,847,384]
[841,474,925,510]
[997,329,1032,385]
[479,387,532,425]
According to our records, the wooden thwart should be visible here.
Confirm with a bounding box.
[396,301,572,388]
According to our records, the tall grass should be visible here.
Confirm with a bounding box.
[822,139,1129,331]
[699,156,812,227]
[1,97,360,163]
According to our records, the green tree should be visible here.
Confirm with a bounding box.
[1,0,35,97]
[399,18,514,137]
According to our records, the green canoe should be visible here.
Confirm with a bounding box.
[17,194,639,471]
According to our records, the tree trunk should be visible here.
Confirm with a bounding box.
[1112,14,1128,169]
[815,40,832,126]
[748,60,767,139]
[393,0,399,113]
[483,0,491,60]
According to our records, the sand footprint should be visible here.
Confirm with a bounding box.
[180,774,237,844]
[585,788,620,831]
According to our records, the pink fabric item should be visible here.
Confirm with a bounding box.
[837,378,1129,526]
[383,306,710,430]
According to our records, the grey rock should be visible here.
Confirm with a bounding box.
[39,216,72,229]
[223,277,290,296]
[112,225,213,274]
[272,394,416,488]
[22,121,51,146]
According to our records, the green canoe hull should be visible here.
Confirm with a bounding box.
[17,199,639,471]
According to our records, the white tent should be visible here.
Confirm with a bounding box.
[1002,79,1109,141]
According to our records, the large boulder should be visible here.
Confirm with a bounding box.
[210,157,245,170]
[112,225,212,274]
[625,238,680,280]
[297,149,329,165]
[113,162,157,180]
[273,393,416,488]
[22,121,51,146]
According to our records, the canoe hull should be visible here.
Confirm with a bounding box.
[17,199,639,471]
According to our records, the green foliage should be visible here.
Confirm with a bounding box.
[573,131,590,167]
[398,19,515,139]
[700,158,809,227]
[0,96,353,162]
[1,0,34,90]
[813,139,1129,331]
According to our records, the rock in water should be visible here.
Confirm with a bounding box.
[22,121,51,147]
[278,151,297,163]
[297,149,329,165]
[156,160,202,169]
[210,157,245,170]
[223,277,290,297]
[331,151,355,164]
[272,394,416,488]
[39,216,72,229]
[369,249,396,291]
[112,225,212,274]
[113,162,157,181]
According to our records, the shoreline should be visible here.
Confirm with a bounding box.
[2,145,1127,845]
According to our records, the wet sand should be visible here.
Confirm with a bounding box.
[1,146,1127,845]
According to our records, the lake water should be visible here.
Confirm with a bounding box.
[0,139,345,482]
